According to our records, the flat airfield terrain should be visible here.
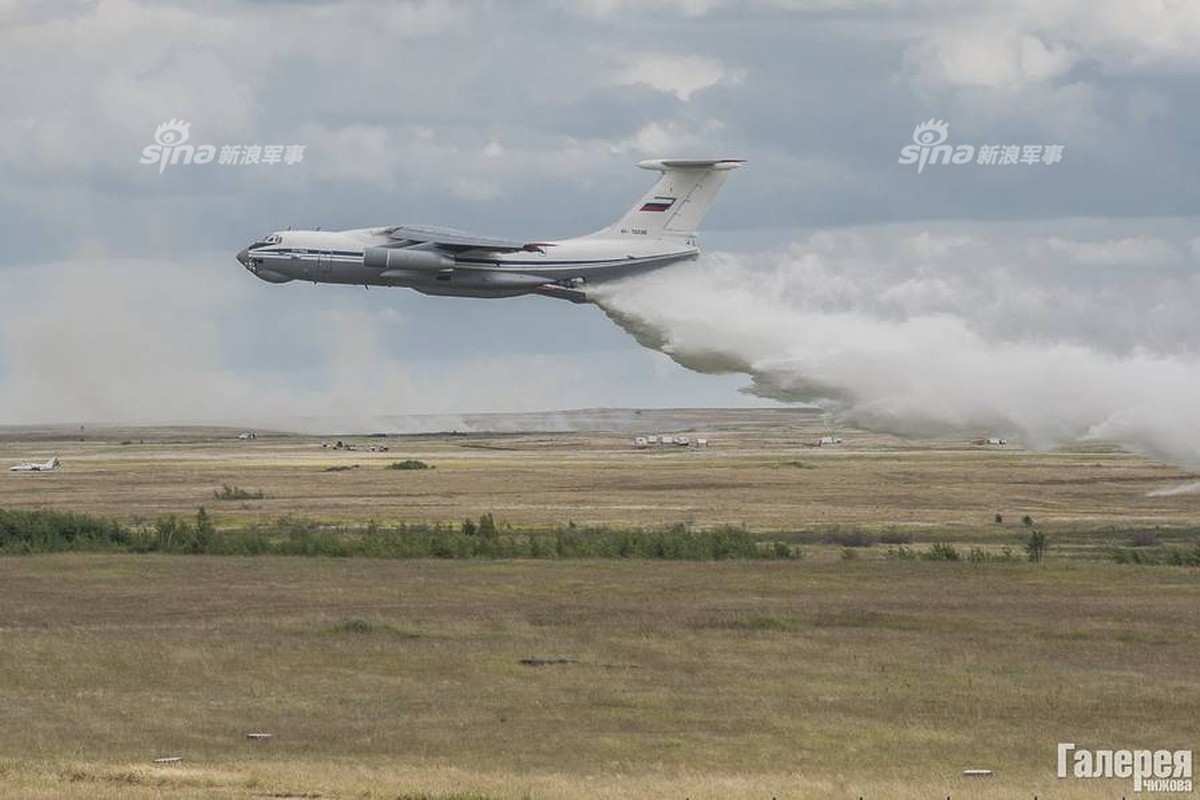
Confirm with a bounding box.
[1,409,1198,799]
[1,408,1198,534]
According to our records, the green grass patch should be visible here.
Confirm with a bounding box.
[721,613,794,631]
[809,609,925,630]
[327,616,421,638]
[780,459,815,469]
[4,507,1199,569]
[387,459,431,470]
[0,508,135,554]
[0,509,794,561]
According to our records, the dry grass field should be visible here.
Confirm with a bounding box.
[1,409,1198,535]
[1,557,1198,799]
[0,409,1198,798]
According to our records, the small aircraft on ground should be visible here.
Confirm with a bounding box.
[9,457,59,472]
[237,158,744,303]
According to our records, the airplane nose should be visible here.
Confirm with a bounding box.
[237,247,251,268]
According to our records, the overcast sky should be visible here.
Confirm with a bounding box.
[0,0,1197,433]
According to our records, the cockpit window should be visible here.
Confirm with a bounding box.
[248,233,283,250]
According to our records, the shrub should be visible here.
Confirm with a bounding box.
[387,460,430,470]
[968,547,991,563]
[924,542,961,561]
[0,508,132,553]
[0,508,798,562]
[878,530,914,545]
[331,616,374,634]
[1025,530,1048,563]
[151,509,215,554]
[1131,529,1160,547]
[213,484,264,501]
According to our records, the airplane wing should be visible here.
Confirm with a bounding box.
[385,225,549,254]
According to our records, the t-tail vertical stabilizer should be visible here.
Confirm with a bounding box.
[598,158,745,241]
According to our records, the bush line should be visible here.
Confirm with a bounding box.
[0,508,795,560]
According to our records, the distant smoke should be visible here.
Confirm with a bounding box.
[0,253,717,430]
[594,225,1200,466]
[0,256,511,427]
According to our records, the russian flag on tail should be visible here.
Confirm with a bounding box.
[639,196,676,212]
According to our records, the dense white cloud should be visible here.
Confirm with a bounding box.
[610,52,743,101]
[898,0,1200,116]
[906,31,1075,91]
[612,118,728,155]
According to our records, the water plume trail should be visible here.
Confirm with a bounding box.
[593,231,1200,468]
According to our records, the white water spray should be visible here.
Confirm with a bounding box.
[595,225,1200,467]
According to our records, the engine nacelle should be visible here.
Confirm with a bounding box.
[363,246,454,271]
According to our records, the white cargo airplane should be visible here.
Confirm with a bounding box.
[237,158,744,303]
[9,457,59,472]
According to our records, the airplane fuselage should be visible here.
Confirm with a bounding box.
[10,457,59,472]
[238,228,698,301]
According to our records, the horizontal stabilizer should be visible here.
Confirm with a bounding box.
[636,158,745,171]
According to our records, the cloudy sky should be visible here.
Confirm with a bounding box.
[0,0,1197,445]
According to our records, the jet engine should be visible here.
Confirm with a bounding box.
[363,246,454,271]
